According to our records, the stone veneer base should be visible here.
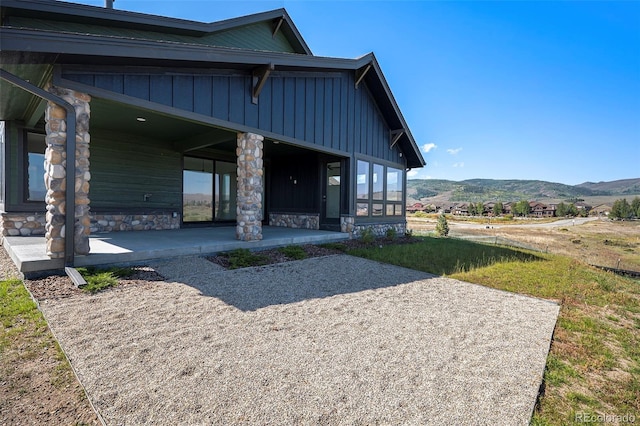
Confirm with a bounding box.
[1,212,180,236]
[269,213,319,230]
[341,216,406,239]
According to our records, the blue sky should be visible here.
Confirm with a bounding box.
[64,0,639,185]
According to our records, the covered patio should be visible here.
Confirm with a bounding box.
[3,226,348,277]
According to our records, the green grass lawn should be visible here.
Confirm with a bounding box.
[348,237,640,424]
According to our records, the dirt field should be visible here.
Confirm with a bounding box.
[408,217,640,272]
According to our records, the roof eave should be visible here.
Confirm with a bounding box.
[1,27,423,167]
[0,1,312,55]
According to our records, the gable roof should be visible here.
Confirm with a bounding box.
[0,0,425,168]
[0,0,312,54]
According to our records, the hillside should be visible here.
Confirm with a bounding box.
[407,178,640,205]
[576,178,640,195]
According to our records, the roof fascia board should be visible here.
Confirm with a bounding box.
[1,0,208,35]
[1,1,312,54]
[0,28,347,69]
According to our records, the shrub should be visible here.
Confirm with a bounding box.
[385,227,397,240]
[77,266,134,294]
[414,211,428,218]
[225,249,268,269]
[360,227,375,244]
[278,245,308,260]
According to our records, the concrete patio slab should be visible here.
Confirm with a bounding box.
[3,226,349,276]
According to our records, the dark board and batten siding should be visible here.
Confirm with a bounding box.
[61,70,404,165]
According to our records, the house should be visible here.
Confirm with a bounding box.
[453,203,469,216]
[0,1,425,266]
[529,202,555,218]
[406,203,425,213]
[590,204,611,216]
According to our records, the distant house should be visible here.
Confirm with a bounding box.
[407,203,425,213]
[503,203,513,215]
[529,202,555,218]
[590,204,611,216]
[453,203,469,216]
[0,0,425,264]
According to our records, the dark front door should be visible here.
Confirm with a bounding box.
[321,160,342,230]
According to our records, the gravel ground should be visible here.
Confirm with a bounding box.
[35,254,559,425]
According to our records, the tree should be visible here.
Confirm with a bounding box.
[476,202,485,216]
[513,200,531,217]
[467,202,476,216]
[567,203,578,217]
[611,198,632,220]
[493,202,504,216]
[631,197,640,218]
[435,213,449,237]
[556,202,567,217]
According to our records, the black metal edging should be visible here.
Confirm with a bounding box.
[0,69,77,266]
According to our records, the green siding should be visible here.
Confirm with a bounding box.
[199,22,295,53]
[5,17,296,53]
[89,130,182,211]
[4,122,21,207]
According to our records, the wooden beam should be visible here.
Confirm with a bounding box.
[272,17,284,39]
[252,63,275,104]
[390,129,404,149]
[355,63,372,89]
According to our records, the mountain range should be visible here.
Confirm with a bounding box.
[407,178,640,205]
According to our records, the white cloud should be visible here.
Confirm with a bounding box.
[452,162,465,168]
[422,143,437,153]
[407,169,419,177]
[447,147,463,155]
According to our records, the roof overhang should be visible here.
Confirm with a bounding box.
[0,2,425,168]
[0,0,312,54]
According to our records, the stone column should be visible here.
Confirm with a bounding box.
[44,86,91,258]
[236,132,263,241]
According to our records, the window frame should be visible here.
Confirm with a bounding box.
[354,156,405,220]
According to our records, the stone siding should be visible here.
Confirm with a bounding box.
[236,132,263,241]
[341,216,406,239]
[269,213,319,230]
[44,85,91,258]
[340,215,355,235]
[1,213,47,237]
[90,213,180,233]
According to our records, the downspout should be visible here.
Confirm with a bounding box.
[0,69,77,266]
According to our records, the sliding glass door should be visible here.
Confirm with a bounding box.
[214,161,237,221]
[183,157,214,223]
[183,157,237,224]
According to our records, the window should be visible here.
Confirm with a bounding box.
[355,160,404,218]
[386,167,403,216]
[26,133,46,202]
[372,164,384,200]
[356,160,369,216]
